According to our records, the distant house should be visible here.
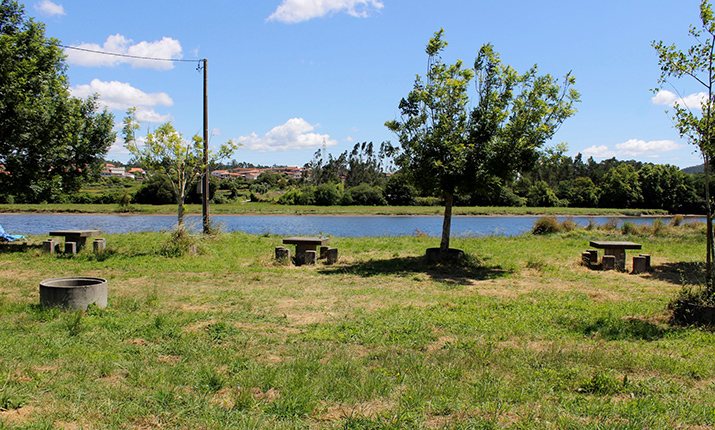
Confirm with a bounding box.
[101,163,142,180]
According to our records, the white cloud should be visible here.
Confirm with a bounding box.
[651,90,707,110]
[71,79,173,111]
[582,145,616,159]
[615,139,684,156]
[34,0,65,16]
[238,118,337,152]
[134,109,173,124]
[268,0,384,23]
[581,139,685,160]
[65,34,183,70]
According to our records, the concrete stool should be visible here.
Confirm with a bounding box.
[326,247,339,264]
[582,251,591,266]
[320,246,330,259]
[304,250,317,265]
[639,254,651,271]
[632,255,647,274]
[43,238,59,254]
[93,238,106,252]
[602,255,616,271]
[587,249,599,265]
[64,242,77,255]
[275,246,290,264]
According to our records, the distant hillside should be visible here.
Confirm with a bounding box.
[682,164,704,174]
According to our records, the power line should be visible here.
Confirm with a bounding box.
[59,43,202,64]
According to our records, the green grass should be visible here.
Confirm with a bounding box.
[0,224,713,428]
[0,202,669,216]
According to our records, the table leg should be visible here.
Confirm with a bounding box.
[604,248,626,271]
[66,237,88,251]
[295,244,317,257]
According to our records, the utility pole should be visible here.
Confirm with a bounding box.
[202,58,210,234]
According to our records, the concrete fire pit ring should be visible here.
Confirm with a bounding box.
[39,277,108,310]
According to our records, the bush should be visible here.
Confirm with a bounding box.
[343,183,386,206]
[621,221,641,236]
[384,174,416,206]
[414,196,442,206]
[314,183,342,206]
[133,175,175,205]
[532,216,561,235]
[669,286,715,326]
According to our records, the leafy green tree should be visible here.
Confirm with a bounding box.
[639,164,699,214]
[561,177,599,208]
[384,172,417,206]
[124,111,237,226]
[653,0,715,284]
[386,29,579,257]
[527,181,563,207]
[0,0,115,202]
[344,142,387,188]
[599,164,642,209]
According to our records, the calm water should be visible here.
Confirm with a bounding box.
[0,213,702,238]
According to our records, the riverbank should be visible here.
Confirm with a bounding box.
[0,226,712,428]
[0,202,670,216]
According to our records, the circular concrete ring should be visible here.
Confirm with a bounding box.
[39,277,108,310]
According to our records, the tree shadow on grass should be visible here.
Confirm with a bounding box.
[645,262,706,286]
[0,242,42,253]
[318,254,512,285]
[557,315,675,341]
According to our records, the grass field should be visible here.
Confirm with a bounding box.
[0,222,713,429]
[0,202,669,217]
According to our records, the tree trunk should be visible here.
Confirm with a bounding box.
[177,183,186,227]
[706,154,715,294]
[440,194,453,252]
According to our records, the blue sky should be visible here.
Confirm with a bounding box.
[31,0,709,168]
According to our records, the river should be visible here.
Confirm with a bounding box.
[0,213,701,238]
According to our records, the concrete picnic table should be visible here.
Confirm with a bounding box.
[282,236,330,258]
[589,240,642,271]
[49,229,101,251]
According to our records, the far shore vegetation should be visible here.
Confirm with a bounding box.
[0,202,670,217]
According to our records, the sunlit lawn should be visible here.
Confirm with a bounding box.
[0,224,713,429]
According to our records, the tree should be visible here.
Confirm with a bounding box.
[0,0,115,202]
[123,110,237,226]
[386,29,579,258]
[653,0,715,287]
[599,164,642,209]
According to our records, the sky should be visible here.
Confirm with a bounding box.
[28,0,712,169]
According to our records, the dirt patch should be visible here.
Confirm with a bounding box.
[318,399,394,421]
[426,336,457,353]
[0,406,38,424]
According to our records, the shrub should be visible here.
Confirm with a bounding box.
[669,214,685,227]
[621,221,641,236]
[161,225,199,257]
[560,218,578,232]
[414,196,442,206]
[668,286,715,327]
[343,183,386,206]
[384,174,416,206]
[314,183,342,206]
[532,216,561,235]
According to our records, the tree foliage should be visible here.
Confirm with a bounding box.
[0,0,115,202]
[386,29,579,252]
[653,0,715,287]
[123,109,237,225]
